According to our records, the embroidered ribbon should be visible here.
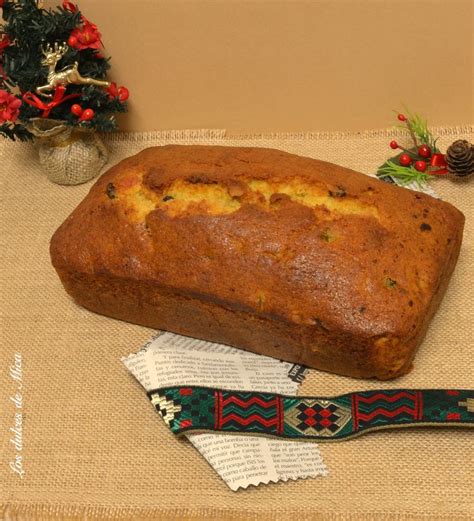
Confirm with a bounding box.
[147,386,474,441]
[22,87,80,119]
[430,153,449,175]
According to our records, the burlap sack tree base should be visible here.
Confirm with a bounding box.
[26,119,109,186]
[1,126,473,521]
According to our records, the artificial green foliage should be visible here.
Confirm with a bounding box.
[399,110,439,152]
[0,121,32,141]
[377,159,430,188]
[0,0,127,141]
[377,109,444,185]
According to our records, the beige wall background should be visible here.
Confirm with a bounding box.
[47,0,473,133]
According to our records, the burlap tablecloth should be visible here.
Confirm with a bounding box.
[1,126,473,520]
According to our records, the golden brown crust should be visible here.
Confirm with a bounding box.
[50,145,465,379]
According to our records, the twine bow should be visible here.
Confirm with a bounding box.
[22,86,80,119]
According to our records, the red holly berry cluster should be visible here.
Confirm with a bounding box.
[71,103,94,121]
[388,114,447,175]
[69,82,129,123]
[107,82,129,103]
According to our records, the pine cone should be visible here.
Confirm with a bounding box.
[446,140,474,177]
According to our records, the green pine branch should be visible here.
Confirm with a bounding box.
[397,107,439,151]
[0,122,33,141]
[377,160,430,188]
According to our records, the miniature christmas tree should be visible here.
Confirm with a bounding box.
[0,0,128,141]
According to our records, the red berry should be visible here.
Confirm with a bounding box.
[71,104,83,116]
[79,108,95,121]
[399,153,412,166]
[390,140,398,149]
[118,86,130,102]
[68,35,78,47]
[414,160,427,172]
[397,114,407,121]
[418,144,431,158]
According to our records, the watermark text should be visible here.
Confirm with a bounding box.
[9,353,25,479]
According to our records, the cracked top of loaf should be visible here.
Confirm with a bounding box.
[51,145,464,374]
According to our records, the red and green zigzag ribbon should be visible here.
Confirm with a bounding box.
[147,387,474,441]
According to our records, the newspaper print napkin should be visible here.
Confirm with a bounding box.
[122,332,328,490]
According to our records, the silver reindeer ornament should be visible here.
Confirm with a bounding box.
[37,42,110,97]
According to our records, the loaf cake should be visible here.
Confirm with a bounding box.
[50,145,464,379]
